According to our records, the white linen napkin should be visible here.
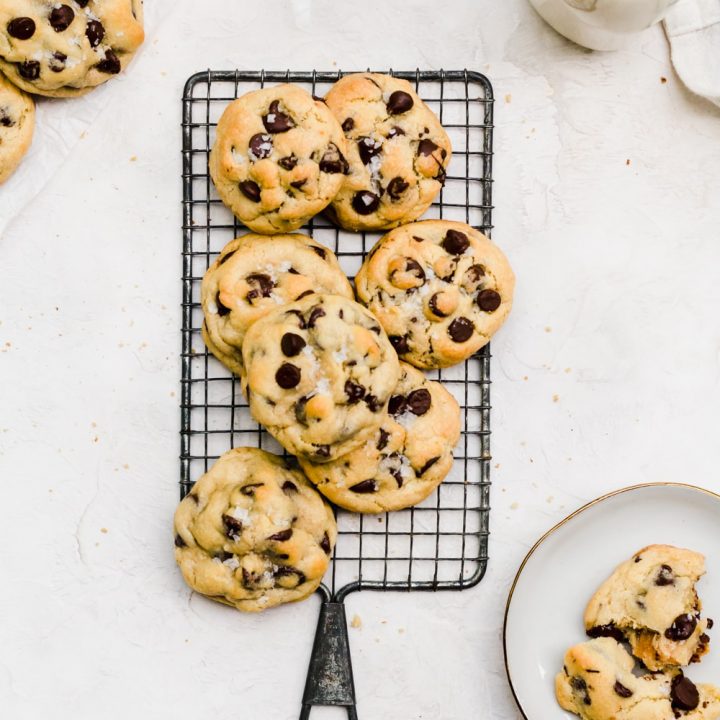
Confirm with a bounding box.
[664,0,720,107]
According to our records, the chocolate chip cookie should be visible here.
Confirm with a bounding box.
[298,363,460,513]
[201,233,354,377]
[556,637,720,720]
[209,84,349,234]
[0,72,34,183]
[355,220,515,369]
[324,73,451,231]
[174,447,336,613]
[0,0,144,97]
[241,294,401,463]
[585,545,711,671]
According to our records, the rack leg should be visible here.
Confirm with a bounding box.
[299,600,358,719]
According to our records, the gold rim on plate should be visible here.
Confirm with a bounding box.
[502,481,720,720]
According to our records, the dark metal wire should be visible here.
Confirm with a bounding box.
[181,68,494,601]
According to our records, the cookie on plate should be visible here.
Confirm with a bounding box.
[174,447,336,613]
[556,637,720,720]
[0,72,34,183]
[355,220,514,369]
[241,294,401,463]
[0,0,144,97]
[209,84,349,234]
[299,362,460,513]
[324,73,451,231]
[201,233,354,377]
[584,545,711,671]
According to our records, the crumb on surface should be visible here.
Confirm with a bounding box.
[552,394,559,403]
[100,527,108,534]
[626,159,631,166]
[351,614,362,629]
[544,326,552,333]
[511,502,519,510]
[504,93,512,103]
[660,76,667,84]
[130,155,137,162]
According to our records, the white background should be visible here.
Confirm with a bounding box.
[1,1,719,718]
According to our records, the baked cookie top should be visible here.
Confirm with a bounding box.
[324,73,451,231]
[0,72,34,183]
[584,545,711,671]
[174,447,336,613]
[241,294,401,463]
[355,220,514,369]
[209,84,349,234]
[0,0,144,97]
[201,233,354,377]
[299,362,460,513]
[556,637,720,720]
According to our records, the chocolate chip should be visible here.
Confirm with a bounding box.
[465,264,486,283]
[215,291,230,316]
[222,514,243,537]
[569,677,591,706]
[655,564,675,586]
[240,483,263,496]
[49,52,66,72]
[174,534,186,548]
[350,479,377,493]
[262,100,294,133]
[614,682,633,699]
[407,388,431,415]
[7,17,35,40]
[319,143,349,174]
[442,229,470,255]
[282,480,298,493]
[287,267,300,275]
[96,50,121,74]
[429,293,448,317]
[403,258,425,281]
[342,117,354,132]
[357,136,383,165]
[269,529,293,542]
[320,532,332,555]
[217,551,234,562]
[274,565,306,585]
[377,428,390,451]
[276,363,301,389]
[391,469,404,487]
[246,273,274,298]
[412,235,424,242]
[239,180,261,202]
[418,456,440,475]
[708,618,714,629]
[387,126,405,139]
[478,289,501,312]
[587,624,625,642]
[365,394,381,412]
[312,95,326,104]
[278,155,297,170]
[700,633,710,644]
[76,0,89,5]
[0,112,14,128]
[387,176,409,200]
[634,555,642,562]
[418,138,440,156]
[248,133,273,160]
[387,90,413,114]
[352,191,380,215]
[448,317,474,343]
[287,309,307,329]
[388,395,406,415]
[18,61,40,80]
[314,445,330,458]
[294,396,309,424]
[306,306,326,328]
[665,614,698,641]
[85,19,104,47]
[290,179,307,190]
[344,380,365,404]
[50,5,74,32]
[311,245,327,259]
[295,290,314,301]
[281,332,306,357]
[389,334,409,355]
[671,674,700,711]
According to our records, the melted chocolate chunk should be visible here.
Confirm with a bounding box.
[320,532,332,555]
[174,534,186,548]
[412,235,424,242]
[708,618,714,629]
[269,529,293,542]
[655,564,675,586]
[217,551,234,562]
[276,363,301,389]
[240,483,263,496]
[388,395,406,415]
[342,117,354,132]
[671,674,700,711]
[665,614,697,641]
[295,290,314,301]
[377,428,390,451]
[7,17,36,40]
[222,514,243,537]
[76,0,89,5]
[18,61,40,80]
[306,306,326,328]
[49,52,66,72]
[281,332,306,357]
[216,291,230,316]
[248,132,273,160]
[357,136,383,165]
[352,191,380,215]
[311,245,326,259]
[569,677,591,706]
[587,624,626,643]
[263,100,294,133]
[85,19,104,48]
[287,309,307,329]
[274,565,306,585]
[314,445,331,458]
[389,335,409,357]
[319,143,349,174]
[294,396,309,424]
[614,682,633,699]
[387,90,414,114]
[247,273,274,297]
[429,293,448,318]
[448,317,474,343]
[418,138,440,156]
[0,111,14,128]
[442,229,470,255]
[387,176,409,200]
[364,394,381,412]
[344,380,365,404]
[290,179,307,190]
[387,126,405,139]
[282,480,298,493]
[392,469,403,487]
[407,388,431,415]
[217,250,235,265]
[402,257,425,281]
[418,456,440,475]
[478,289,501,312]
[278,155,297,170]
[96,49,121,74]
[350,479,377,493]
[239,180,261,202]
[50,5,74,32]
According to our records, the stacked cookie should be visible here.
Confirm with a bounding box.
[174,74,516,612]
[556,545,720,720]
[0,1,145,182]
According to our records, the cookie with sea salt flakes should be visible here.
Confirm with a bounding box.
[298,363,460,513]
[0,0,144,97]
[241,294,401,463]
[355,220,515,369]
[0,72,34,183]
[174,447,336,613]
[209,84,349,234]
[201,233,354,377]
[323,73,451,231]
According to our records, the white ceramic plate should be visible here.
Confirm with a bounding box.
[504,483,720,719]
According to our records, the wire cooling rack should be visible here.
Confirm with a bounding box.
[181,69,494,718]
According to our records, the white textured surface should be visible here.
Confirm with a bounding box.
[1,1,719,718]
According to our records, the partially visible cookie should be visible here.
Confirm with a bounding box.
[355,220,514,369]
[299,363,460,513]
[556,637,720,720]
[324,73,451,231]
[201,233,354,376]
[209,84,349,234]
[174,447,336,613]
[241,294,401,463]
[0,0,145,97]
[584,545,711,671]
[0,72,34,183]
